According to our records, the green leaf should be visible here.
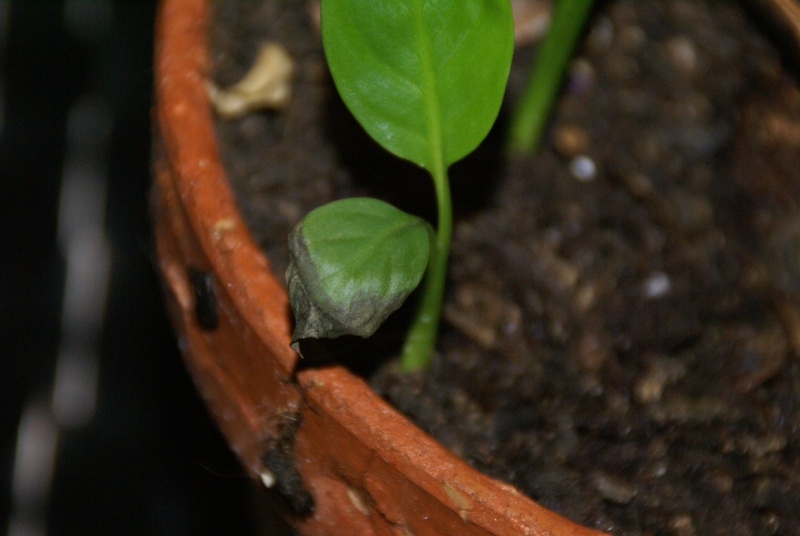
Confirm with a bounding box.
[322,0,514,171]
[286,198,433,350]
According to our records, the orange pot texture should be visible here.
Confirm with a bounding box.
[152,0,800,534]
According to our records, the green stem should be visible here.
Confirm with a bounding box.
[507,0,594,154]
[400,167,452,371]
[399,1,453,371]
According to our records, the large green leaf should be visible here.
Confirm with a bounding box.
[322,0,514,170]
[287,198,432,349]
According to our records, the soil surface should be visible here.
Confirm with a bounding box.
[209,1,800,534]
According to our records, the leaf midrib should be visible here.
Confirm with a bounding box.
[411,0,446,175]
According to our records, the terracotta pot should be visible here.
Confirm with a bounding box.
[152,0,799,534]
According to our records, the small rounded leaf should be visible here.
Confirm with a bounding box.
[287,198,432,350]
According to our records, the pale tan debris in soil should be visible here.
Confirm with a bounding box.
[208,41,294,119]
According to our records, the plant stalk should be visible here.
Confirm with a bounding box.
[400,169,452,371]
[507,0,594,154]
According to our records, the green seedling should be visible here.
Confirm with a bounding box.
[287,0,514,370]
[508,0,595,154]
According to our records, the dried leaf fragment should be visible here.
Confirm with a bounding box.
[208,41,294,119]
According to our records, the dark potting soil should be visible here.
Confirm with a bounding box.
[209,1,800,534]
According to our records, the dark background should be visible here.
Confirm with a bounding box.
[1,1,259,533]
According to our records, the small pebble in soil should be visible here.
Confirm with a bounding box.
[574,283,596,312]
[569,155,597,181]
[665,36,698,75]
[669,514,697,536]
[566,57,595,96]
[621,172,654,197]
[591,471,637,505]
[642,458,667,479]
[553,124,589,157]
[642,271,671,299]
[576,329,611,373]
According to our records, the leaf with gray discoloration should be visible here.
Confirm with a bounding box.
[287,198,432,351]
